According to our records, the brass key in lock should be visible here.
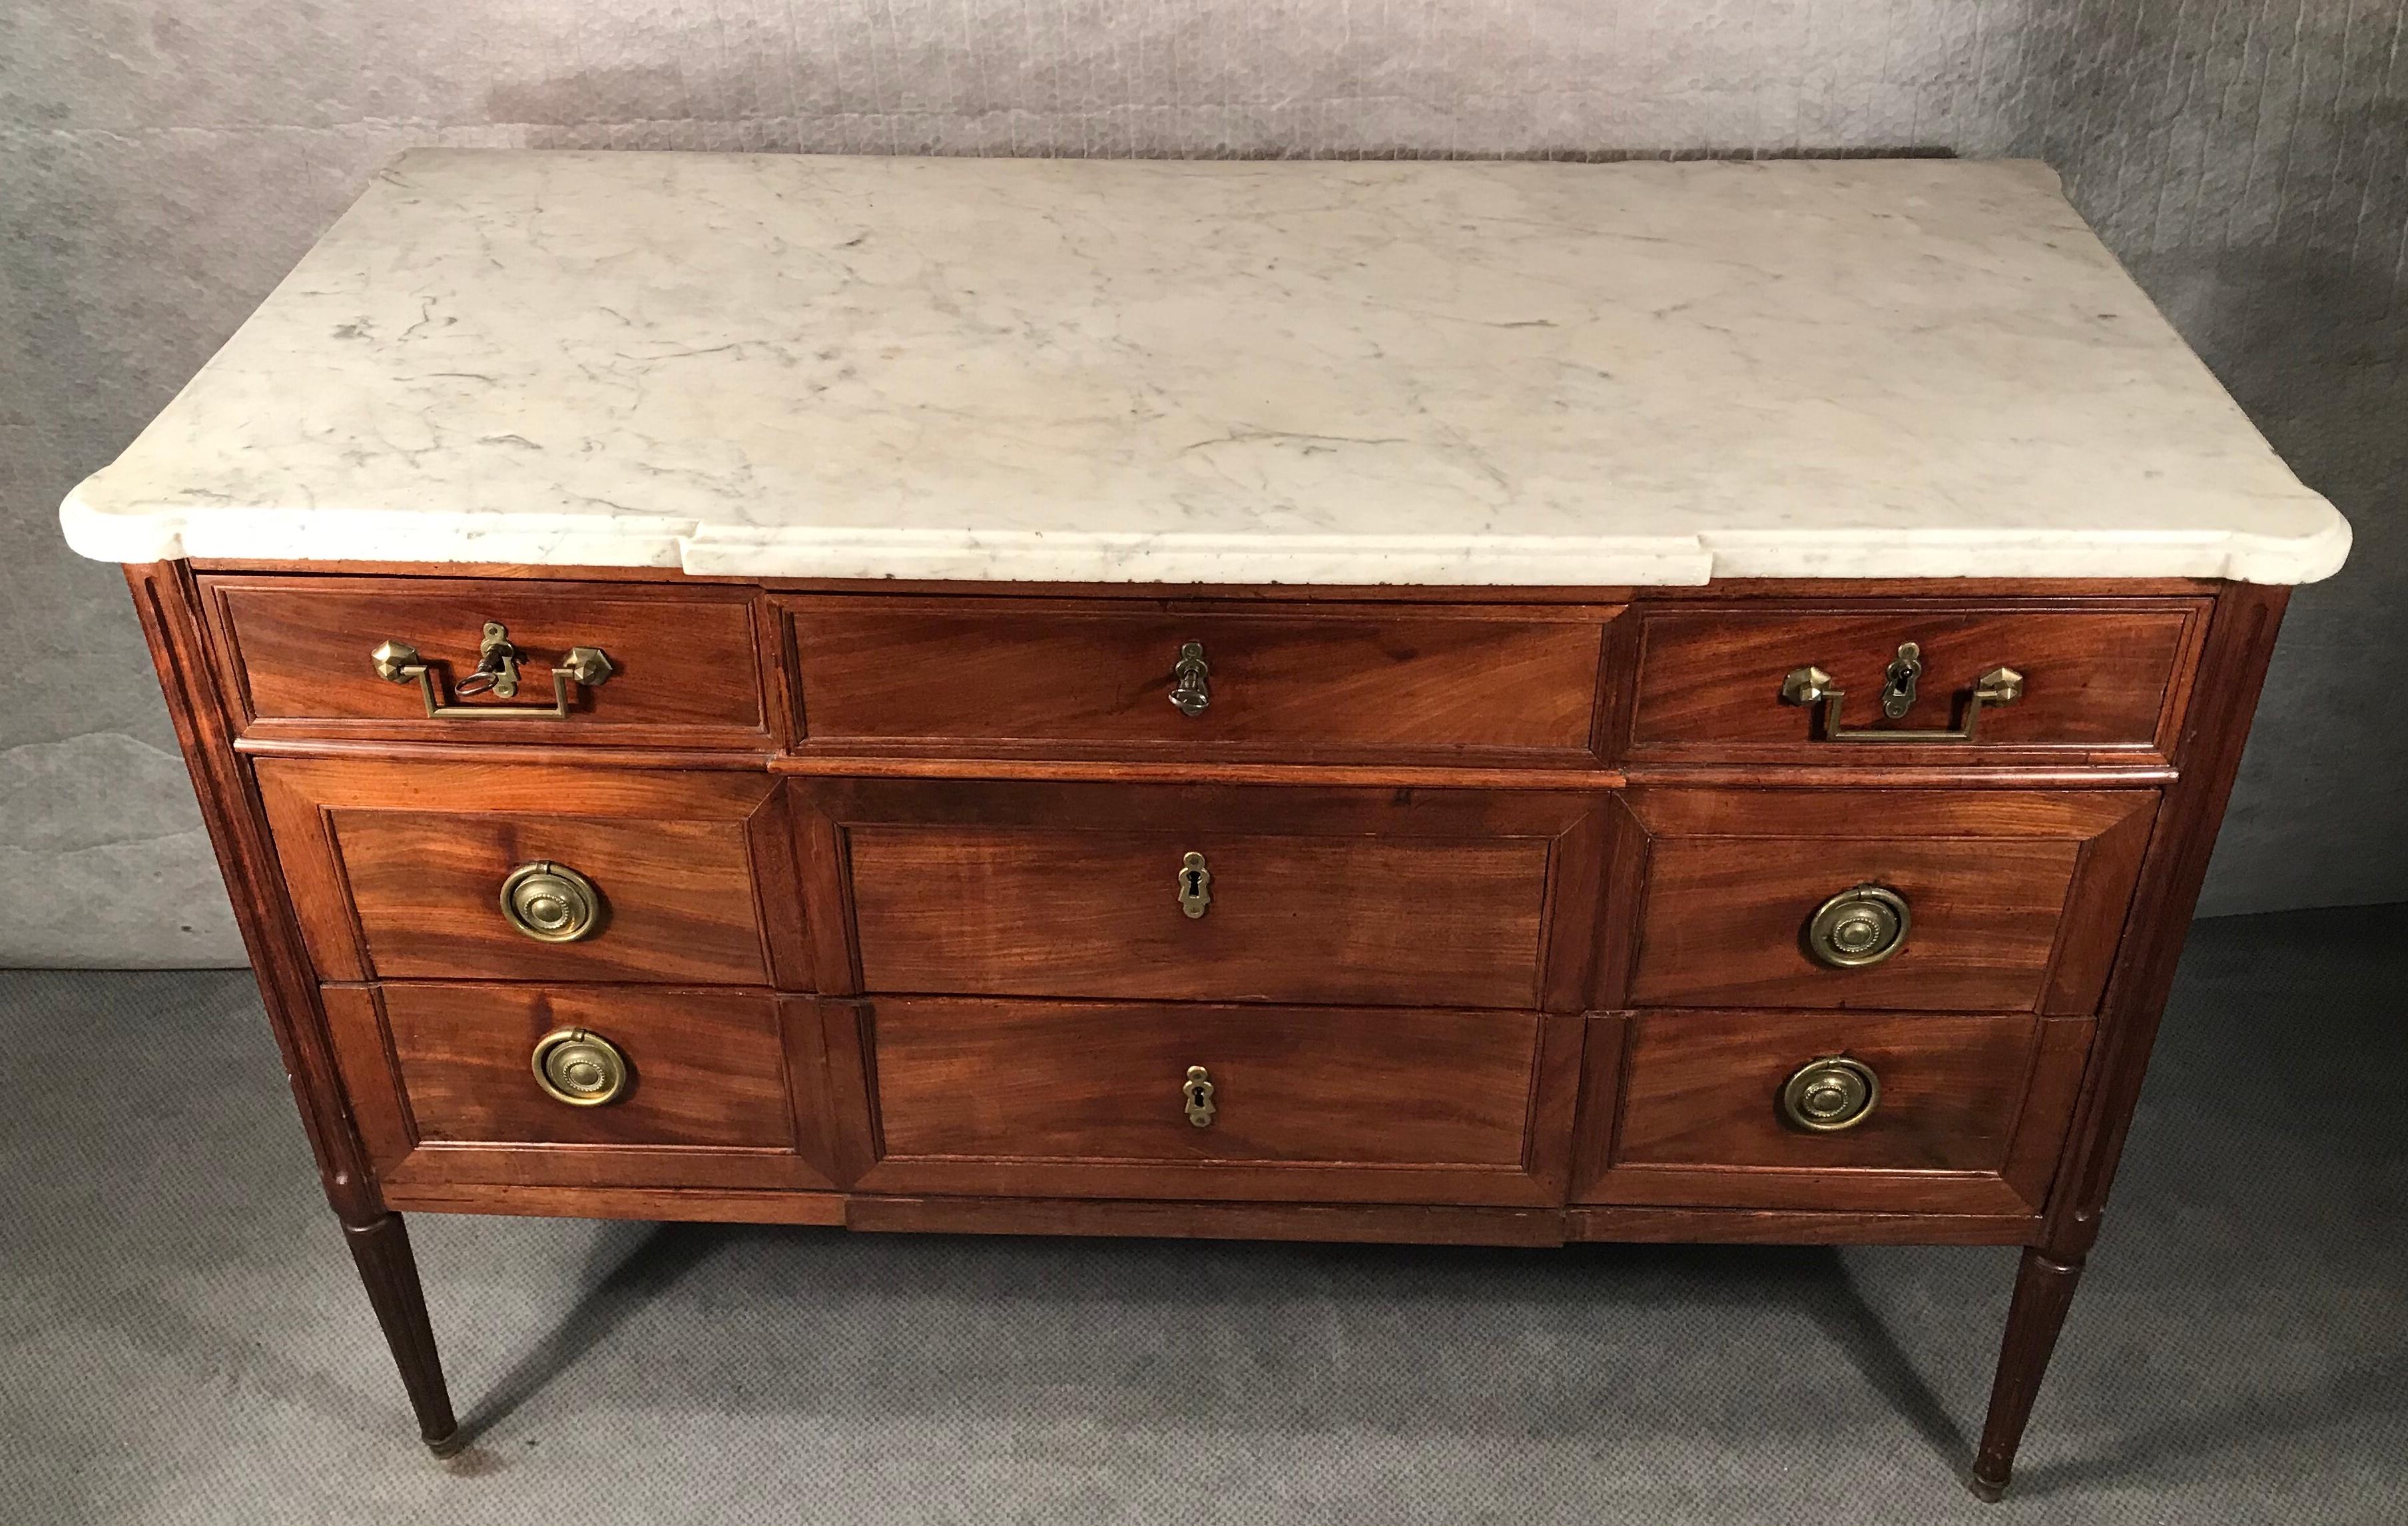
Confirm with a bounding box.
[1880,641,1923,719]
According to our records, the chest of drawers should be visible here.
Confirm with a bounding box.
[69,152,2347,1501]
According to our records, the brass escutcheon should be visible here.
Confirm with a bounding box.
[1177,851,1213,919]
[1182,1064,1217,1128]
[531,1027,629,1106]
[499,861,604,943]
[1807,883,1911,968]
[1781,1056,1880,1132]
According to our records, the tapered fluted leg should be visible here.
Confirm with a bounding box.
[342,1212,460,1453]
[1969,1248,2084,1501]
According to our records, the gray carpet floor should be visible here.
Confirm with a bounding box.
[3,905,2403,1525]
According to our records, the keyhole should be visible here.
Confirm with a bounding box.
[1178,851,1212,918]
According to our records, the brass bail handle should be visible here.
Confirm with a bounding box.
[371,619,613,719]
[1168,641,1212,717]
[1780,641,2022,743]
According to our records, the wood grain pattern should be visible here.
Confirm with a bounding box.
[122,558,2297,1497]
[800,778,1605,1008]
[1971,1250,2086,1499]
[325,983,844,1191]
[785,596,1614,763]
[378,1182,851,1223]
[1580,1010,2090,1213]
[1626,601,2208,762]
[254,760,800,985]
[1578,1009,2093,1214]
[1614,788,2158,1013]
[1564,1206,2039,1246]
[123,564,384,1222]
[854,998,1578,1205]
[202,575,772,745]
[341,1214,459,1451]
[846,1196,1570,1244]
[125,563,467,1452]
[852,827,1548,1006]
[2042,581,2292,1258]
[384,983,794,1148]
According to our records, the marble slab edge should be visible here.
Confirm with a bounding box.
[64,490,2352,585]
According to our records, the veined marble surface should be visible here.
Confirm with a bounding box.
[61,151,2348,583]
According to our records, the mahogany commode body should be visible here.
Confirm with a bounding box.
[69,151,2350,1502]
[119,563,2285,1498]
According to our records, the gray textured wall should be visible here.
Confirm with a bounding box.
[2,1,2402,965]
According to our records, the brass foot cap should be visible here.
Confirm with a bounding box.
[1966,1474,2008,1504]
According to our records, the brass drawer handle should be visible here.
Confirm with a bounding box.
[372,620,612,719]
[531,1028,629,1106]
[1807,883,1910,968]
[1168,641,1212,717]
[1182,1065,1217,1128]
[1780,642,2021,743]
[1177,851,1213,919]
[499,861,604,943]
[1781,1056,1879,1132]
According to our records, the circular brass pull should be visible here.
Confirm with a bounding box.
[531,1028,629,1106]
[1781,1056,1879,1132]
[499,861,603,943]
[1806,883,1910,968]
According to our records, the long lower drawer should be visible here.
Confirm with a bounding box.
[847,997,1585,1206]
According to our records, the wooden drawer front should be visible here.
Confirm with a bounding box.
[1610,789,2157,1014]
[1626,601,2206,761]
[798,781,1607,1009]
[851,997,1580,1204]
[784,597,1613,763]
[322,984,840,1191]
[1573,1010,2092,1214]
[258,761,808,986]
[203,576,772,745]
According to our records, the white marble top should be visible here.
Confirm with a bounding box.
[62,150,2347,584]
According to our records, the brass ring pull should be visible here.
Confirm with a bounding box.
[372,621,611,719]
[1780,642,2022,743]
[1168,641,1211,717]
[1807,884,1910,968]
[499,861,604,943]
[1182,1065,1217,1128]
[531,1028,629,1106]
[1781,1056,1879,1132]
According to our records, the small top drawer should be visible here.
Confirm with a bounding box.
[202,576,773,746]
[1626,601,2209,762]
[784,597,1614,764]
